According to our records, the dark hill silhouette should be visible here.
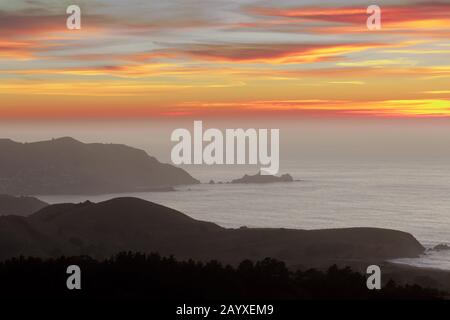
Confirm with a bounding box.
[0,137,199,195]
[0,197,424,265]
[0,215,55,258]
[231,172,294,184]
[0,194,48,216]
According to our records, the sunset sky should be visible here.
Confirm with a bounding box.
[1,0,449,119]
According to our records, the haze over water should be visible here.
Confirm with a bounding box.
[38,164,450,271]
[3,120,450,270]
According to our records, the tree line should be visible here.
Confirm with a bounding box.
[0,252,445,300]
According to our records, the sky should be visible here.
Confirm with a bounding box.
[0,0,449,120]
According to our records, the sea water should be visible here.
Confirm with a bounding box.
[38,161,450,271]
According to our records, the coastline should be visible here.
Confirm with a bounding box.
[384,262,450,294]
[0,195,448,298]
[292,256,450,294]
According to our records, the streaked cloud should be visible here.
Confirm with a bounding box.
[0,0,449,119]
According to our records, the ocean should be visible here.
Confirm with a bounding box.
[38,161,450,271]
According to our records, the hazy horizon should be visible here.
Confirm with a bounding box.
[2,119,450,168]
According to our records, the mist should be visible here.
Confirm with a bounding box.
[2,118,450,166]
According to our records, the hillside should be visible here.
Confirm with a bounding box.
[0,137,199,195]
[0,197,425,265]
[0,194,48,216]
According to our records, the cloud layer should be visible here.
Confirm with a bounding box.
[0,0,449,119]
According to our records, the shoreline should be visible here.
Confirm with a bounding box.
[385,261,450,293]
[302,257,450,293]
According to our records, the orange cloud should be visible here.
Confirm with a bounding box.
[0,10,109,61]
[178,99,450,118]
[1,96,449,120]
[0,39,35,59]
[170,42,391,64]
[0,3,449,121]
[247,2,450,35]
